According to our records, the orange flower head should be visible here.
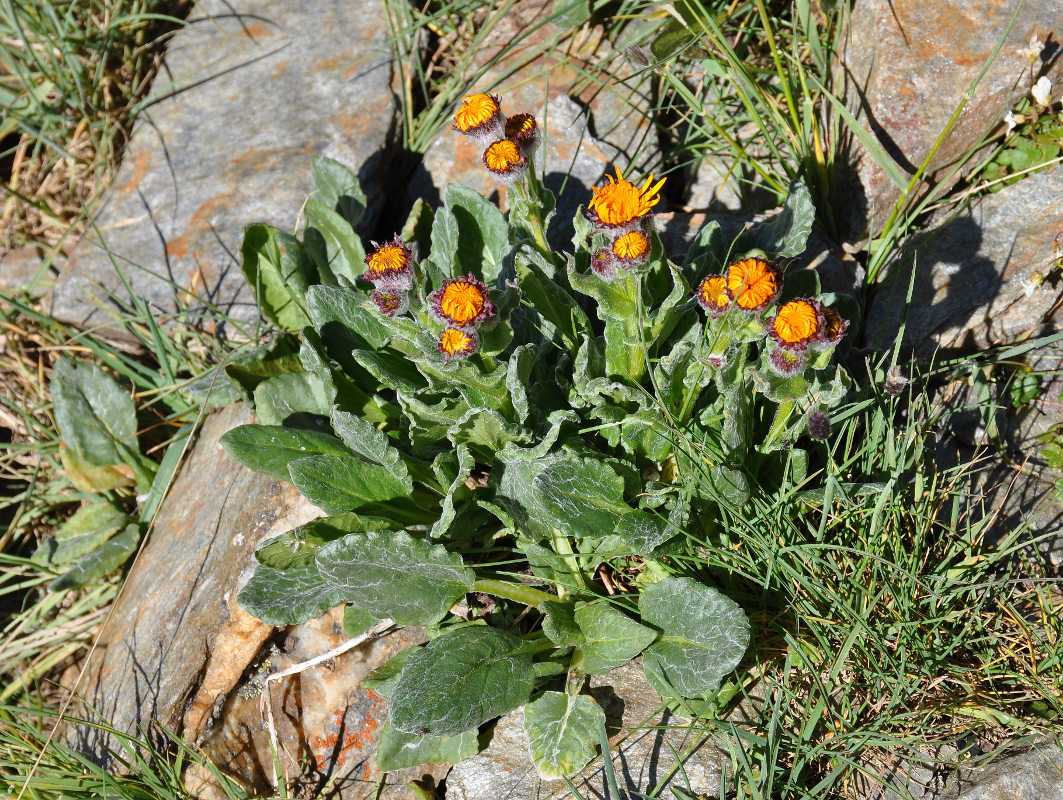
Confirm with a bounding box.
[438,327,478,361]
[429,274,495,328]
[454,93,503,135]
[361,238,413,289]
[504,113,540,153]
[769,299,823,350]
[588,167,666,228]
[612,231,651,262]
[695,275,730,316]
[483,139,527,184]
[725,258,780,311]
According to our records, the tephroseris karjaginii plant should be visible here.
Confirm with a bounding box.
[222,92,855,779]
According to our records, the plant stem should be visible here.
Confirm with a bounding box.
[472,578,555,607]
[623,275,646,382]
[550,528,589,593]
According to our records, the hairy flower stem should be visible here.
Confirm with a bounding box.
[472,578,555,608]
[550,528,589,594]
[622,275,647,382]
[515,165,550,255]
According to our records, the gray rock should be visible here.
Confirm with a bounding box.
[405,0,659,247]
[865,165,1063,358]
[840,0,1063,239]
[446,659,725,798]
[0,246,56,297]
[684,156,743,213]
[49,0,398,346]
[942,737,1063,800]
[61,403,321,768]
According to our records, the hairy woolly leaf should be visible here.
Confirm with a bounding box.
[390,626,535,736]
[240,224,314,331]
[51,524,139,591]
[574,602,657,674]
[237,562,343,626]
[524,691,605,778]
[288,455,409,515]
[375,722,480,772]
[315,530,474,626]
[220,425,350,481]
[613,509,678,556]
[738,181,814,259]
[533,456,630,539]
[640,577,749,697]
[33,501,132,566]
[310,156,366,229]
[254,513,403,569]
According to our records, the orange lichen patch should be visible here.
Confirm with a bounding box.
[725,257,780,311]
[589,167,665,227]
[119,150,151,196]
[163,195,228,262]
[244,22,269,38]
[309,696,385,775]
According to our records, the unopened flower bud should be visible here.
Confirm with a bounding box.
[807,411,831,441]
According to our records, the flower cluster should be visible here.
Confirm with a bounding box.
[362,238,497,363]
[453,93,541,185]
[360,237,414,317]
[696,257,848,377]
[587,167,666,277]
[429,274,496,362]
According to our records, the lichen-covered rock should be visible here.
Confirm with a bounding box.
[840,0,1063,239]
[60,403,320,767]
[49,0,399,346]
[864,165,1063,357]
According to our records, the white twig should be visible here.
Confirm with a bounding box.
[259,618,395,786]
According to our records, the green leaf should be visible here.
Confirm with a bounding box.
[304,198,366,285]
[574,602,657,674]
[342,604,380,638]
[448,407,529,452]
[58,447,134,492]
[613,510,678,556]
[33,502,132,566]
[738,181,815,259]
[390,626,535,735]
[237,562,343,625]
[444,184,510,282]
[533,456,630,539]
[240,224,314,331]
[540,600,584,647]
[684,219,726,271]
[363,646,418,699]
[253,372,334,427]
[224,335,303,396]
[51,358,137,468]
[640,577,749,697]
[310,155,366,229]
[353,348,429,393]
[375,721,480,772]
[523,691,605,779]
[315,530,474,626]
[51,524,139,591]
[254,513,403,569]
[220,425,350,481]
[288,454,410,515]
[306,284,390,352]
[430,445,474,539]
[330,408,412,489]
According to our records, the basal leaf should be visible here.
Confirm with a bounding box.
[224,334,303,396]
[574,602,656,674]
[306,284,390,351]
[33,501,132,566]
[304,198,366,285]
[237,561,343,626]
[390,626,535,736]
[640,577,749,697]
[288,454,410,514]
[445,184,509,283]
[539,600,584,647]
[363,646,418,699]
[330,408,412,489]
[51,358,137,468]
[429,444,474,539]
[375,721,480,772]
[738,181,814,259]
[220,425,350,481]
[342,604,380,638]
[315,530,474,626]
[533,456,630,539]
[613,509,679,556]
[240,224,314,331]
[254,513,403,569]
[253,371,334,428]
[429,204,460,278]
[448,407,530,453]
[310,155,366,229]
[524,691,605,779]
[51,523,139,591]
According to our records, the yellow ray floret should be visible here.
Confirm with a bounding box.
[589,167,666,226]
[613,231,650,260]
[484,139,522,173]
[772,300,821,345]
[725,258,780,310]
[441,281,486,325]
[454,94,501,132]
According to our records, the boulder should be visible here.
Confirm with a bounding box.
[48,0,399,346]
[840,0,1063,239]
[864,165,1063,357]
